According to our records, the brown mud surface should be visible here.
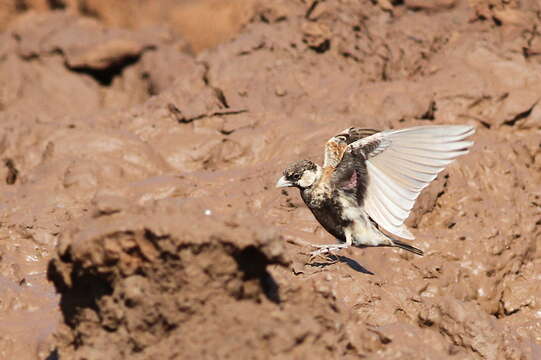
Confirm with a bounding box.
[0,0,540,359]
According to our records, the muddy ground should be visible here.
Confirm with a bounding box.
[0,0,540,359]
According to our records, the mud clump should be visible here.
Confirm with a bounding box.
[0,0,540,359]
[48,203,344,359]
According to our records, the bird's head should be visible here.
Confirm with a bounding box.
[276,160,320,189]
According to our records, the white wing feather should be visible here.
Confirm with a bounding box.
[351,125,475,240]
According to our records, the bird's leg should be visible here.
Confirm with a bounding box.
[308,233,352,261]
[308,244,345,264]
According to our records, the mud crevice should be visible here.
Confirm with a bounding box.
[4,158,19,185]
[232,245,281,304]
[164,61,249,123]
[67,54,143,86]
[48,262,114,327]
[201,60,230,109]
[305,0,322,20]
[502,100,539,127]
[168,102,247,124]
[15,42,153,88]
[420,100,437,120]
[308,38,331,53]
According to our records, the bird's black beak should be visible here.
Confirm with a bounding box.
[276,176,293,188]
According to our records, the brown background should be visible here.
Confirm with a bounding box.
[0,0,540,359]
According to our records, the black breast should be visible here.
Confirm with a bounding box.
[300,189,351,243]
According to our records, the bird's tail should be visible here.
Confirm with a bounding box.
[391,239,424,256]
[370,218,424,256]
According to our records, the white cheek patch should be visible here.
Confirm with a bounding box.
[298,170,317,188]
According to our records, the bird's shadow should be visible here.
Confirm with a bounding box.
[308,255,374,275]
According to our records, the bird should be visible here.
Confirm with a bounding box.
[276,125,475,259]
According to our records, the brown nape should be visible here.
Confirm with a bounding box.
[283,160,317,181]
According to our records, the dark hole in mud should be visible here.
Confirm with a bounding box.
[48,262,113,327]
[233,246,280,304]
[309,39,331,54]
[69,55,141,86]
[419,318,433,327]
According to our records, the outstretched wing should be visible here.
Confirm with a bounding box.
[323,127,379,167]
[335,125,475,240]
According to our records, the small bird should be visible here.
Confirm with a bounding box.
[276,125,475,258]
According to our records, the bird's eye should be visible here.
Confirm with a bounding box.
[336,135,347,142]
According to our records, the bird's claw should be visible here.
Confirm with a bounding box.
[307,245,342,264]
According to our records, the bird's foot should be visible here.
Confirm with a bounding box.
[307,244,348,263]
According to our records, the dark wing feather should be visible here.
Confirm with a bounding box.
[338,128,380,144]
[323,128,379,168]
[330,128,382,205]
